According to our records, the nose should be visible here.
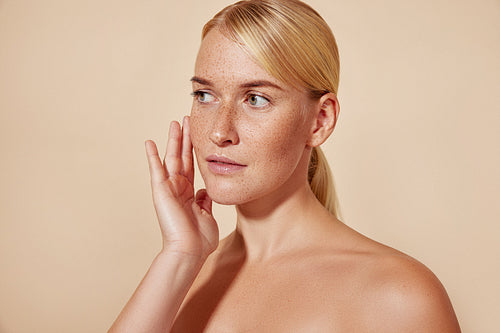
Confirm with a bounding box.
[209,104,239,147]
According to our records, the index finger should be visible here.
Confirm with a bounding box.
[164,121,182,175]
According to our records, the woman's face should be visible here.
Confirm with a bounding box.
[190,29,317,205]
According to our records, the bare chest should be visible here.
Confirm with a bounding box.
[171,260,365,332]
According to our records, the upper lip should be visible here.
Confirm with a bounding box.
[206,154,246,166]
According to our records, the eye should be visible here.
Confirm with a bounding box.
[247,94,269,107]
[192,91,216,103]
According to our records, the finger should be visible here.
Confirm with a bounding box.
[164,121,182,175]
[181,116,194,184]
[145,140,167,183]
[195,189,212,215]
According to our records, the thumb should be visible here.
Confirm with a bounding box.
[195,189,213,215]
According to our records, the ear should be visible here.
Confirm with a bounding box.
[307,92,340,147]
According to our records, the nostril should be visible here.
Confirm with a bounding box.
[210,129,238,146]
[209,110,239,146]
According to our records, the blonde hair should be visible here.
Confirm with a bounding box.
[202,0,342,220]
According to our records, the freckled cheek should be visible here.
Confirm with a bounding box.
[252,130,305,175]
[188,118,210,177]
[272,140,304,169]
[189,111,209,150]
[261,115,308,160]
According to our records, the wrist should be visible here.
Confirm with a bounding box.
[155,248,207,271]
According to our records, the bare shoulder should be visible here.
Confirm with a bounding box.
[353,242,461,332]
[304,219,461,331]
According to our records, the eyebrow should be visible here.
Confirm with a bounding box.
[190,76,283,91]
[191,76,213,86]
[240,80,283,91]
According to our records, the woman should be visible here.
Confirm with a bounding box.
[110,0,460,331]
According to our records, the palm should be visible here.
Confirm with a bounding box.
[145,117,219,259]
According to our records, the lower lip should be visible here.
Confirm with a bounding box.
[207,161,246,174]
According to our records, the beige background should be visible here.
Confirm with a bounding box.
[0,0,498,332]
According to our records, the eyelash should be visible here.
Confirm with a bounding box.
[191,91,219,106]
[191,90,211,100]
[190,90,272,107]
[246,94,270,107]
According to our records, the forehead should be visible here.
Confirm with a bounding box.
[194,30,281,86]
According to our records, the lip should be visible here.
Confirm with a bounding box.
[206,154,247,175]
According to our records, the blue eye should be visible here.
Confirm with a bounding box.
[192,91,216,103]
[247,94,269,107]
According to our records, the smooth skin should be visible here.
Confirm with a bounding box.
[109,30,460,332]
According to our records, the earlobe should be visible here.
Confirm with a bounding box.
[308,93,340,147]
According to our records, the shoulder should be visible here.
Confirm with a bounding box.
[308,220,461,332]
[357,250,461,332]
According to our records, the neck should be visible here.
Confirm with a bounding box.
[230,180,333,263]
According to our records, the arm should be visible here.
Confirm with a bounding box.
[109,117,219,332]
[108,252,203,332]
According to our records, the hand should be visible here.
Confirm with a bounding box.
[145,116,219,260]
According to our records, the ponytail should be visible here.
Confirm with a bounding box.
[308,146,342,220]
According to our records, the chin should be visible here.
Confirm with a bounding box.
[200,168,292,207]
[198,168,249,205]
[198,162,296,206]
[205,184,252,206]
[203,176,272,206]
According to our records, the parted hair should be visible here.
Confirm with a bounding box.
[202,0,342,220]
